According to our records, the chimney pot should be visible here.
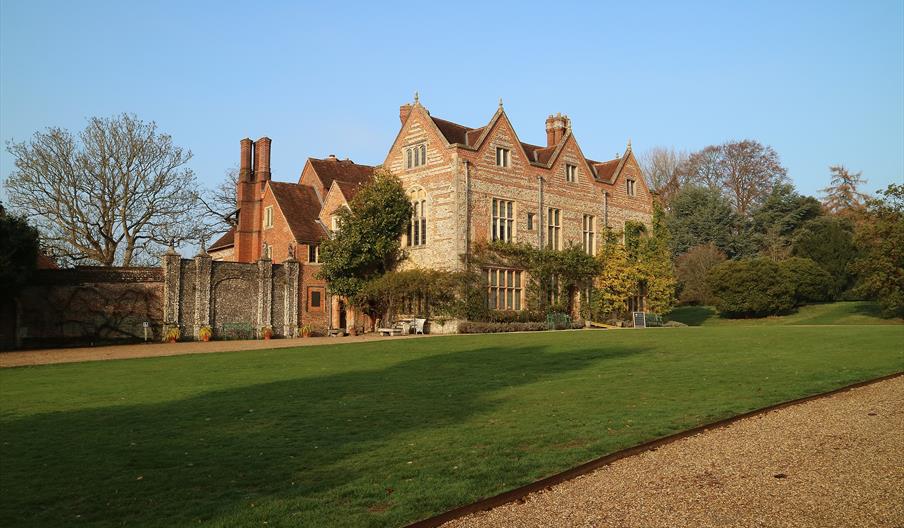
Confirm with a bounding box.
[545,113,569,147]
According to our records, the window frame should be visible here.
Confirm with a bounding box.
[627,178,636,197]
[491,198,516,242]
[582,214,596,255]
[495,147,510,168]
[527,212,535,231]
[308,244,320,263]
[307,286,325,312]
[406,143,427,169]
[486,268,523,311]
[546,207,561,250]
[566,163,577,183]
[407,189,428,247]
[263,205,274,229]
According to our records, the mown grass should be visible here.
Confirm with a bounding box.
[1,325,902,527]
[666,301,903,327]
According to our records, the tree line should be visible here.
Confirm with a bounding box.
[640,141,903,318]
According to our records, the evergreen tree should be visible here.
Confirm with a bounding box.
[821,165,869,216]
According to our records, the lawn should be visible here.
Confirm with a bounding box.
[666,300,903,326]
[1,325,902,527]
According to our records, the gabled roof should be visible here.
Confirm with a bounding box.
[269,181,327,244]
[209,227,235,251]
[334,179,365,203]
[589,158,621,183]
[430,117,472,145]
[428,111,614,173]
[308,158,374,191]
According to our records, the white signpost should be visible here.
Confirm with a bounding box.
[632,312,646,328]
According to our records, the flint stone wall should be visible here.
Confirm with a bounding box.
[9,253,299,349]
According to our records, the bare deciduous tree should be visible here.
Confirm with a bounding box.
[821,165,869,216]
[4,114,203,266]
[684,145,725,192]
[720,140,788,216]
[198,166,238,232]
[684,140,788,216]
[638,146,690,207]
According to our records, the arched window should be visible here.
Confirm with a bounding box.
[407,188,427,246]
[405,143,427,169]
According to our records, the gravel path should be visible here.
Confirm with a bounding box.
[0,333,432,368]
[444,375,904,528]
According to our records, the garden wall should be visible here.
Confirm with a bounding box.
[8,251,299,349]
[14,267,164,349]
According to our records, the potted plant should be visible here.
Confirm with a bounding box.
[261,326,273,340]
[300,324,313,338]
[198,325,213,342]
[164,326,180,343]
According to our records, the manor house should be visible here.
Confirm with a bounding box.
[208,97,653,333]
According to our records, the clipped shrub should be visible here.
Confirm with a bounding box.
[707,258,795,317]
[458,321,548,334]
[779,257,835,303]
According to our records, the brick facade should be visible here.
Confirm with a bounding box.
[207,97,655,331]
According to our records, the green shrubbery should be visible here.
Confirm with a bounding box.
[707,258,795,317]
[780,257,835,303]
[707,256,839,317]
[457,321,548,333]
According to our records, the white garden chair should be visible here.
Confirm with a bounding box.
[414,318,426,335]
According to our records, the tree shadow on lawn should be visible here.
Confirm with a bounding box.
[0,341,647,527]
[666,305,717,326]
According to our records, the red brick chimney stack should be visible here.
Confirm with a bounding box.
[253,137,272,183]
[235,137,271,263]
[545,113,569,147]
[399,103,413,125]
[239,138,253,181]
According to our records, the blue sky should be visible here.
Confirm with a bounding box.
[2,0,902,198]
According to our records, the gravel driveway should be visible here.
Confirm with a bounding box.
[444,375,904,528]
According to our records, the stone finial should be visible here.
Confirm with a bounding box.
[287,243,295,260]
[414,91,419,104]
[615,152,620,159]
[166,238,177,255]
[627,138,632,150]
[499,97,503,108]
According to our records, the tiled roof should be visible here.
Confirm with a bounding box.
[430,112,623,173]
[308,158,374,192]
[269,182,328,243]
[431,116,473,145]
[335,179,365,203]
[209,227,235,250]
[591,158,622,182]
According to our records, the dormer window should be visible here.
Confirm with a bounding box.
[406,143,427,168]
[627,179,636,197]
[566,164,577,183]
[495,147,510,168]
